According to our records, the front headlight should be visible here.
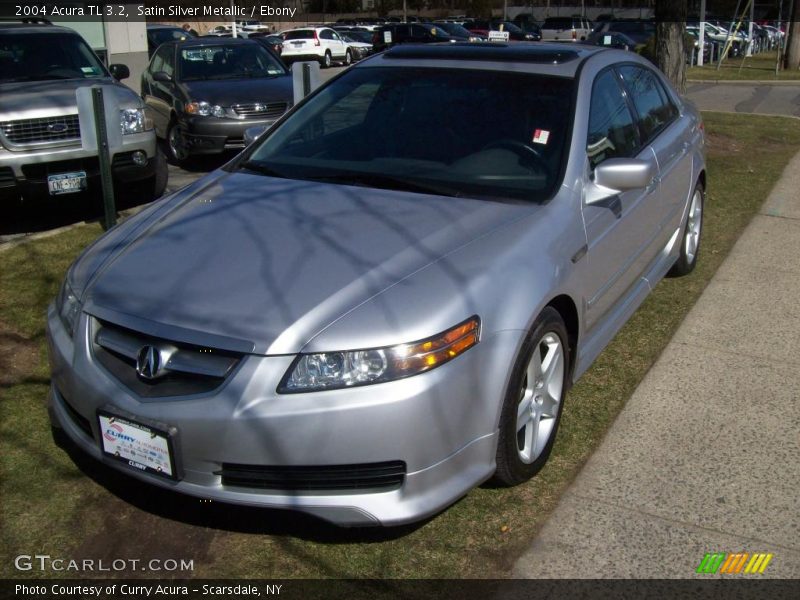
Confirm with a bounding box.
[185,102,226,118]
[120,108,145,135]
[278,317,480,393]
[56,280,82,338]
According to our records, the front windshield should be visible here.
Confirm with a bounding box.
[440,24,473,37]
[241,67,573,202]
[179,44,286,81]
[0,33,106,83]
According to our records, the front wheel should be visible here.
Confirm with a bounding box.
[493,307,569,486]
[668,181,704,277]
[166,122,190,166]
[344,49,352,66]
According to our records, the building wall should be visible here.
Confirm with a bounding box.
[105,21,148,95]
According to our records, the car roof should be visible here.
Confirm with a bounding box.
[146,24,184,30]
[0,22,77,35]
[174,36,256,47]
[370,43,605,78]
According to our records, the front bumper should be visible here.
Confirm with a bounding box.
[180,116,281,155]
[0,131,156,201]
[46,304,522,526]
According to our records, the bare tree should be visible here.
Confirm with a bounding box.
[655,0,687,93]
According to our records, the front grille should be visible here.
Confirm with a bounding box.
[92,319,243,399]
[0,114,80,145]
[220,461,406,492]
[231,102,288,119]
[57,388,94,440]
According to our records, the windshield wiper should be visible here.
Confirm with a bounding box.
[308,173,463,198]
[239,160,285,178]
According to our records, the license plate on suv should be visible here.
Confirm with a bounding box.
[97,410,178,480]
[47,171,87,195]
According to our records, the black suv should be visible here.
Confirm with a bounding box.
[372,23,453,52]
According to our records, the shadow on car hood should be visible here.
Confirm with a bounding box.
[0,78,135,119]
[82,171,528,354]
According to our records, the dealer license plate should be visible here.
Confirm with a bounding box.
[97,411,177,480]
[47,171,87,195]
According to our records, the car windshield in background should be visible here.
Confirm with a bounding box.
[543,18,574,29]
[345,30,374,43]
[179,44,286,80]
[242,67,573,202]
[438,23,474,37]
[150,28,193,47]
[0,33,106,82]
[284,30,315,40]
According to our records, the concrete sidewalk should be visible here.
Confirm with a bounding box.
[514,151,800,578]
[686,82,800,117]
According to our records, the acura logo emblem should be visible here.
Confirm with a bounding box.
[136,345,162,380]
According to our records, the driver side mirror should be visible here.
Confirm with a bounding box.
[586,158,656,204]
[153,71,173,84]
[109,63,130,81]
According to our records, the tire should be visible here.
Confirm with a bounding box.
[149,147,169,200]
[668,181,704,277]
[321,51,332,69]
[344,49,352,66]
[493,307,570,486]
[165,121,189,166]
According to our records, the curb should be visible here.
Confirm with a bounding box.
[687,78,800,85]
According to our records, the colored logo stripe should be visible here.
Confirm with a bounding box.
[696,552,773,574]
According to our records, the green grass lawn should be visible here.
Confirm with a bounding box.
[2,113,800,579]
[688,50,800,81]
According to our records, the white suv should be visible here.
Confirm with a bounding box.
[540,16,592,42]
[281,27,352,68]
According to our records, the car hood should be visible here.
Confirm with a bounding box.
[0,78,138,120]
[77,172,528,355]
[179,77,293,107]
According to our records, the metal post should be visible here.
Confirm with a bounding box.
[698,0,706,66]
[302,63,311,97]
[91,87,116,230]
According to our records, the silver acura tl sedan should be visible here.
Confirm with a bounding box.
[47,44,705,527]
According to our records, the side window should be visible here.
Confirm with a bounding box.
[618,65,678,141]
[150,48,164,74]
[587,70,641,169]
[152,45,173,77]
[320,29,333,40]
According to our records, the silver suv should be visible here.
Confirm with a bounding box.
[0,22,165,209]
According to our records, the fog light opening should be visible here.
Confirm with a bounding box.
[132,151,147,166]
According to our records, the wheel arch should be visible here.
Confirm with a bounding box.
[544,294,579,388]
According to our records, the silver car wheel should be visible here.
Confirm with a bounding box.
[515,332,564,464]
[684,187,703,263]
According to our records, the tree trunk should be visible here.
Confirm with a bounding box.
[785,0,800,70]
[655,1,687,94]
